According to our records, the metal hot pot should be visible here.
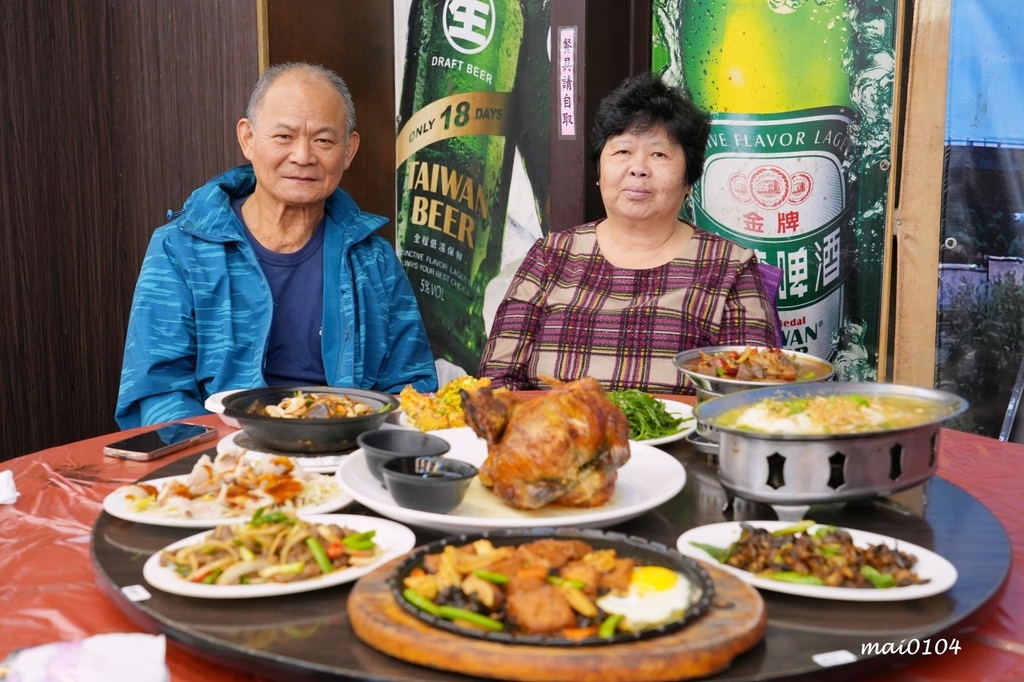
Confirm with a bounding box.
[693,381,968,514]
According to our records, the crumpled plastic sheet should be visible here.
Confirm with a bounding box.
[2,633,168,682]
[0,423,258,681]
[2,421,1024,681]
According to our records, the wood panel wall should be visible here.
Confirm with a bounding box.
[266,0,397,243]
[0,1,258,460]
[548,0,652,228]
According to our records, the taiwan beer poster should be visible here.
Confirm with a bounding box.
[393,0,551,375]
[936,0,1024,436]
[653,0,898,381]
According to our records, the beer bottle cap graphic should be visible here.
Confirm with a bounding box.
[443,0,497,54]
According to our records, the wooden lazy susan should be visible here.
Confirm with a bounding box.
[349,557,767,682]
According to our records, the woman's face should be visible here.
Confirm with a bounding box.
[598,122,689,226]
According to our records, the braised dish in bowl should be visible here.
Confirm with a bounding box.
[674,346,835,445]
[389,528,713,647]
[222,386,399,454]
[674,345,834,393]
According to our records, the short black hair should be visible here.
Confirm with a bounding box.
[589,72,711,187]
[247,62,357,135]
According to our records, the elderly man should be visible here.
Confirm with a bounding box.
[116,63,437,429]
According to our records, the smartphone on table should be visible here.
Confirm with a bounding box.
[103,422,219,461]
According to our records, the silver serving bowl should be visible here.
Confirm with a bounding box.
[674,346,835,444]
[693,382,968,507]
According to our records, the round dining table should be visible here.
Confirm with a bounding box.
[2,401,1024,682]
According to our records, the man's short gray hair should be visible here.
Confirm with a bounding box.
[246,62,357,135]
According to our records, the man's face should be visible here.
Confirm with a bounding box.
[236,74,359,209]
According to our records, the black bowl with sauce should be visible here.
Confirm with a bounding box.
[359,429,452,483]
[381,456,477,514]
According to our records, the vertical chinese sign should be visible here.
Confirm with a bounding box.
[558,26,576,139]
[394,0,551,374]
[653,0,898,380]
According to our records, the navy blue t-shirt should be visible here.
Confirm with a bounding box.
[232,198,328,386]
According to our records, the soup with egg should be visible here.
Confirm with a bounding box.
[713,394,951,435]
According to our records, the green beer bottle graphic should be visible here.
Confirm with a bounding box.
[396,0,523,372]
[672,0,859,362]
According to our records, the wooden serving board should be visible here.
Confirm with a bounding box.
[349,558,767,682]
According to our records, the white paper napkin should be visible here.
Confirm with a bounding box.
[1,633,168,682]
[0,470,18,504]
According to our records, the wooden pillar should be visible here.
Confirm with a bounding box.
[892,0,951,386]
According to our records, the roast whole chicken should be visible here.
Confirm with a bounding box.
[460,377,631,510]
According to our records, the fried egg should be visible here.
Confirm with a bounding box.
[595,565,695,632]
[734,403,824,434]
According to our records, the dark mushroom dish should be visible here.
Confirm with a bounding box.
[691,520,930,589]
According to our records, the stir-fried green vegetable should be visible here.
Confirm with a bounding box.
[598,613,624,638]
[404,587,505,631]
[249,507,295,527]
[607,389,692,440]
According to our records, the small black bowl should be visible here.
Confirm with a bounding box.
[358,429,452,483]
[222,386,398,454]
[381,457,478,514]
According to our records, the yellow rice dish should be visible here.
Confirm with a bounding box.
[399,376,491,431]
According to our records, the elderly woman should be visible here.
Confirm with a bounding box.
[478,72,780,394]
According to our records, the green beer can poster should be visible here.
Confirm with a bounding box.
[653,0,898,381]
[395,0,531,372]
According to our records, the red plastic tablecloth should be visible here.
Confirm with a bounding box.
[2,413,1023,681]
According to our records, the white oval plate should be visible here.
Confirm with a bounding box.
[217,431,344,474]
[143,514,416,598]
[630,399,696,446]
[336,427,686,535]
[102,475,352,528]
[204,389,244,428]
[240,452,344,476]
[677,521,958,601]
[397,410,462,432]
[397,411,419,430]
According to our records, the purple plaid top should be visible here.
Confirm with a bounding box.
[478,221,780,394]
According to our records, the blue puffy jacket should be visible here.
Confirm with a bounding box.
[115,165,438,429]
